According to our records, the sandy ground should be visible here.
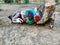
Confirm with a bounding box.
[0,4,60,45]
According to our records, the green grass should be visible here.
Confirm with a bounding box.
[0,8,2,11]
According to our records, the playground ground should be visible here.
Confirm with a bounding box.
[0,4,60,45]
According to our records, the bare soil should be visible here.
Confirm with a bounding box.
[0,4,60,45]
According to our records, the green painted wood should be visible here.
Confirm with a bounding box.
[0,0,60,4]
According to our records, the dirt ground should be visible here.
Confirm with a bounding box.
[0,4,60,45]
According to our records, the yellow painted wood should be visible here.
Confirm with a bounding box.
[34,0,36,2]
[13,0,21,3]
[13,0,18,3]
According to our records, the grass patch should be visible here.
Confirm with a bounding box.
[0,9,3,11]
